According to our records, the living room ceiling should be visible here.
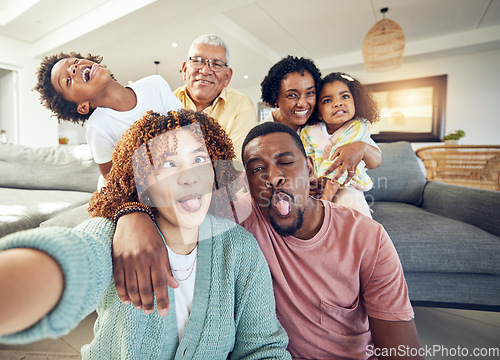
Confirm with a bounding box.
[1,0,500,89]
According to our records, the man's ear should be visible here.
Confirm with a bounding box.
[77,102,90,115]
[306,156,315,181]
[223,67,233,87]
[181,61,187,81]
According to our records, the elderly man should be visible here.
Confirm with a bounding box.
[111,121,423,359]
[174,34,258,161]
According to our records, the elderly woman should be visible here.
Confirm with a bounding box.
[0,110,290,359]
[260,55,382,196]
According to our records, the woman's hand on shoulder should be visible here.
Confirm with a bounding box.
[113,212,178,317]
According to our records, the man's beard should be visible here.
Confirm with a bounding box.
[269,207,304,237]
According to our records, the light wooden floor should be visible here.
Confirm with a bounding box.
[0,312,96,358]
[1,307,499,359]
[413,307,500,359]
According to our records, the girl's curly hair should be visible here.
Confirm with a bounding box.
[88,109,237,220]
[261,56,322,108]
[34,52,114,124]
[306,72,380,126]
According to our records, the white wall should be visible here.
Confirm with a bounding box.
[59,120,87,145]
[237,48,500,148]
[0,34,58,147]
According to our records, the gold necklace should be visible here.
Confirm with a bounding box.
[171,246,198,282]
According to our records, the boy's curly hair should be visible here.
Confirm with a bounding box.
[34,52,113,124]
[261,55,322,108]
[306,72,380,126]
[88,109,237,220]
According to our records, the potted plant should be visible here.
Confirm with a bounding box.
[58,137,69,145]
[442,130,465,145]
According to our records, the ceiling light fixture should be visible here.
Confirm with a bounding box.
[362,7,405,72]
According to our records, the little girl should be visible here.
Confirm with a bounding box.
[300,72,380,217]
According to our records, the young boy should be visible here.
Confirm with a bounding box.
[35,52,182,185]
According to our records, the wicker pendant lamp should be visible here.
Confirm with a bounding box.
[363,7,405,72]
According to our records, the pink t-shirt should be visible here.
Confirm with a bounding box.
[238,195,414,359]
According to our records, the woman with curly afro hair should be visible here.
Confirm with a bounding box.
[261,56,382,199]
[0,109,290,359]
[34,51,181,181]
[88,109,239,220]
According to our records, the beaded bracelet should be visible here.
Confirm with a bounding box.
[113,202,155,225]
[115,201,151,213]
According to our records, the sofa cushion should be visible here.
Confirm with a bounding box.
[0,143,100,193]
[365,142,426,205]
[371,201,500,275]
[405,272,500,306]
[40,203,92,228]
[0,188,92,238]
[422,181,500,237]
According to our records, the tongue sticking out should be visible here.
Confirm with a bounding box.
[179,198,202,212]
[90,63,99,80]
[276,199,291,216]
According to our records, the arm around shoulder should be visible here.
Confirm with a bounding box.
[112,211,177,316]
[363,143,382,169]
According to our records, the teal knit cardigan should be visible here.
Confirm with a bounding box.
[0,216,290,359]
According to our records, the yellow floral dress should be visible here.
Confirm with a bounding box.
[300,119,373,191]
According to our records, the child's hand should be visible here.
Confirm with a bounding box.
[324,142,368,185]
[320,179,340,202]
[113,212,178,317]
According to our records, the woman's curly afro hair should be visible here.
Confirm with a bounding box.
[306,72,380,126]
[260,55,322,108]
[88,109,237,220]
[34,52,114,124]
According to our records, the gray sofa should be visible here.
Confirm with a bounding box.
[366,141,500,311]
[0,143,100,238]
[2,141,498,311]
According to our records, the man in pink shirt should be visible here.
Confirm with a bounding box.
[238,121,422,359]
